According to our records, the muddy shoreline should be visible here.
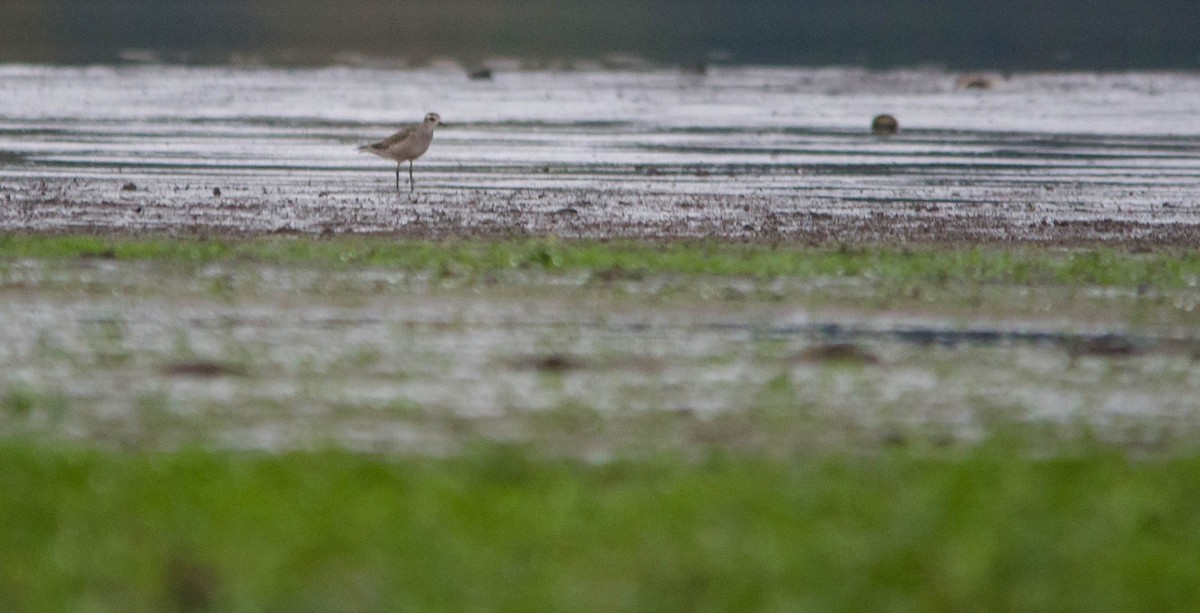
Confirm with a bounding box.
[7,190,1200,248]
[2,66,1198,246]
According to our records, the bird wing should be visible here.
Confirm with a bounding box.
[359,124,417,151]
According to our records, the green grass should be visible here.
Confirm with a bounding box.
[2,443,1199,612]
[2,234,1199,288]
[3,234,1198,611]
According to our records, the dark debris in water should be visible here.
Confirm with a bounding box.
[795,343,880,365]
[161,360,247,378]
[706,321,1199,358]
[508,354,588,373]
[592,265,645,282]
[506,353,663,373]
[79,248,117,260]
[1067,334,1144,358]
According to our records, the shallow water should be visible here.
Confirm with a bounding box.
[2,65,1199,243]
[2,260,1199,453]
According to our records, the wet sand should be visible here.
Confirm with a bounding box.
[2,65,1199,245]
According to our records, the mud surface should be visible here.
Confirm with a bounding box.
[3,65,1200,245]
[3,260,1199,453]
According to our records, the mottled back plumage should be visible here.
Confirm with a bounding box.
[361,125,418,152]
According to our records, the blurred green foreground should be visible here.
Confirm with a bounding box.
[2,444,1199,612]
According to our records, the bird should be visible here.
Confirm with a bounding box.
[358,112,444,194]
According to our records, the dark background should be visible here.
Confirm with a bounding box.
[4,0,1199,69]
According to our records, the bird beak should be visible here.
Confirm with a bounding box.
[439,122,450,127]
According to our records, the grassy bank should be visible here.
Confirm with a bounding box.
[1,443,1198,612]
[1,234,1199,288]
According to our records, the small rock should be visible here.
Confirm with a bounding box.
[871,114,899,136]
[212,187,221,196]
[593,265,644,282]
[468,67,493,81]
[121,182,138,191]
[161,360,245,377]
[509,354,586,372]
[956,73,996,90]
[1067,335,1142,358]
[797,343,880,365]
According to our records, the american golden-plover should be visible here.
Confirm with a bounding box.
[358,112,444,194]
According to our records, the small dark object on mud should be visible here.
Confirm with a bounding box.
[592,265,644,282]
[1067,335,1143,358]
[80,248,117,260]
[161,360,245,377]
[468,67,493,81]
[121,182,137,191]
[956,73,996,90]
[212,187,221,196]
[509,354,586,372]
[553,207,579,215]
[871,114,899,136]
[797,343,880,365]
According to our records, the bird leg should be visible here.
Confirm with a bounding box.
[409,160,415,192]
[395,163,401,195]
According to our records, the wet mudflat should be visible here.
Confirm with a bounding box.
[3,65,1200,454]
[1,65,1199,245]
[3,256,1199,454]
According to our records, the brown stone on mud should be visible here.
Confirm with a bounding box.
[871,114,899,136]
[161,360,246,377]
[592,265,644,282]
[1066,335,1143,358]
[796,343,880,365]
[509,354,587,372]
